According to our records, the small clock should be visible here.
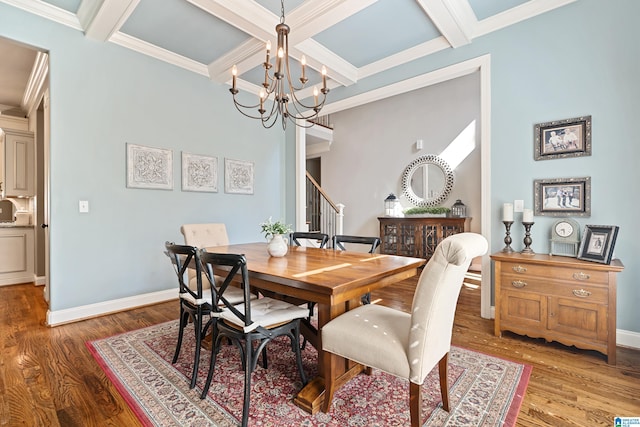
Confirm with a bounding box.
[550,218,581,257]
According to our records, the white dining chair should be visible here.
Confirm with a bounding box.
[320,232,488,427]
[180,223,229,290]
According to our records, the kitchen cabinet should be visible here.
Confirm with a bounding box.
[0,226,35,286]
[378,216,469,261]
[1,128,35,198]
[491,252,624,364]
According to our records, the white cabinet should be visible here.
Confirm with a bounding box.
[0,227,35,285]
[1,128,35,198]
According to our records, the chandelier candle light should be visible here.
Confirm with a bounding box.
[229,0,330,129]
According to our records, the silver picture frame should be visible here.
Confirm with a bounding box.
[533,176,591,217]
[534,115,592,161]
[126,143,173,190]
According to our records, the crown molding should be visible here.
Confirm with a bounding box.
[22,51,48,116]
[0,0,81,30]
[474,0,577,37]
[358,37,451,80]
[109,32,209,76]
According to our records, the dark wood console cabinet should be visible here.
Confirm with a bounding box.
[378,216,469,261]
[491,252,624,364]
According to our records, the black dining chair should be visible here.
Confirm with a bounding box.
[199,251,308,427]
[289,231,329,348]
[332,235,381,304]
[164,242,214,389]
[290,231,329,248]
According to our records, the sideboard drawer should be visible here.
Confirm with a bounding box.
[500,277,608,304]
[501,261,609,284]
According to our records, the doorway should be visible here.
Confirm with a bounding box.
[0,36,50,303]
[296,55,492,319]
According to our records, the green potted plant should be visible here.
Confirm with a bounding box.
[403,206,451,217]
[260,217,292,257]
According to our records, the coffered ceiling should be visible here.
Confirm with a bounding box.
[0,0,576,117]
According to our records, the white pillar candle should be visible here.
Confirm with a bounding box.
[503,203,514,222]
[523,208,533,223]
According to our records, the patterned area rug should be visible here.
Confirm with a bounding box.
[87,320,530,427]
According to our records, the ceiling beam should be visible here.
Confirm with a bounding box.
[191,0,368,86]
[78,0,140,41]
[415,0,474,48]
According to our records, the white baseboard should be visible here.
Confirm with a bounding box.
[46,288,176,326]
[617,329,640,350]
[0,274,35,286]
[35,276,45,286]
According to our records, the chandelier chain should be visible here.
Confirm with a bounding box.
[229,0,329,129]
[280,0,285,24]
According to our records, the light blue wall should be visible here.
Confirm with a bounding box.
[325,0,639,333]
[483,0,639,332]
[0,4,289,311]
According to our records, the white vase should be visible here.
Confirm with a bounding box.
[267,234,288,257]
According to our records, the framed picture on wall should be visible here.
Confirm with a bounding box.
[224,158,254,195]
[534,115,591,160]
[533,176,591,217]
[126,143,173,190]
[181,152,218,192]
[577,225,619,264]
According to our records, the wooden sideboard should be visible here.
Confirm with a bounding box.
[491,252,624,364]
[378,216,469,261]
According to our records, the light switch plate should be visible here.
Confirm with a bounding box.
[79,200,89,213]
[514,199,524,212]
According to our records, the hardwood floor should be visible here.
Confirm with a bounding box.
[1,280,638,426]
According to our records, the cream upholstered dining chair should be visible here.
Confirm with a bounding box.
[321,232,488,427]
[180,223,229,290]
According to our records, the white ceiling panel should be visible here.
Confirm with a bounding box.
[313,0,442,68]
[119,0,251,64]
[468,0,530,21]
[42,0,81,14]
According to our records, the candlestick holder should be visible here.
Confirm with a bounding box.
[502,221,514,253]
[521,222,535,254]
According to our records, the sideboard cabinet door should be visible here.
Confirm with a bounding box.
[379,216,469,261]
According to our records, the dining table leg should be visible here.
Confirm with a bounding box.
[293,297,365,414]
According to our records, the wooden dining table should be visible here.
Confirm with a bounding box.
[205,242,426,414]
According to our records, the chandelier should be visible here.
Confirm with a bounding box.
[229,0,329,129]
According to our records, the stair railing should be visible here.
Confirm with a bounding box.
[305,171,343,238]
